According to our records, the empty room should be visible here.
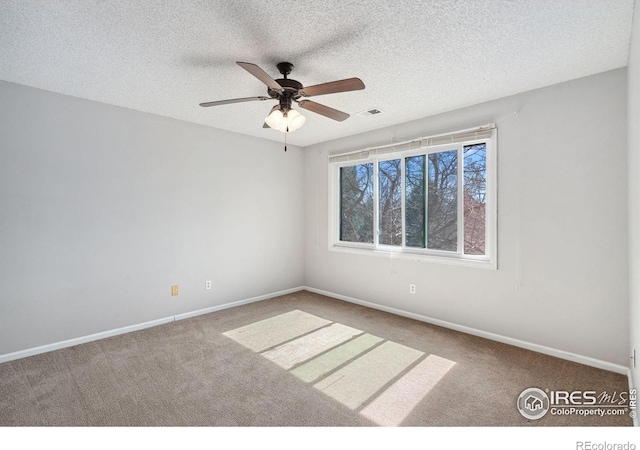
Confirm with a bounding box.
[1,0,640,440]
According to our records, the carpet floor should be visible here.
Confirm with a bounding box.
[0,290,632,426]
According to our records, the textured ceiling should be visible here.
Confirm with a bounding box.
[0,0,634,147]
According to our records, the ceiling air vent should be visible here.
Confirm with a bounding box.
[356,108,383,117]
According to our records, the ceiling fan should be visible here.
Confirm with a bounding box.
[199,62,365,133]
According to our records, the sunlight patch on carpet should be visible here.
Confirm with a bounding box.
[261,323,363,370]
[222,310,330,352]
[290,333,383,383]
[313,341,423,410]
[360,354,456,426]
[223,309,456,425]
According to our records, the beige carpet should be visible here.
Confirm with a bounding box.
[0,290,632,426]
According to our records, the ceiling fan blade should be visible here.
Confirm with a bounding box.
[199,96,271,107]
[263,122,271,128]
[300,78,365,97]
[237,62,284,93]
[298,100,349,121]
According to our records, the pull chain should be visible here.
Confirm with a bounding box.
[284,127,288,152]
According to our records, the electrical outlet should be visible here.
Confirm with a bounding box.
[205,280,212,290]
[171,285,179,296]
[410,284,416,294]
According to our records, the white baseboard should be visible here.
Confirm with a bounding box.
[303,286,630,376]
[0,316,175,364]
[0,286,305,364]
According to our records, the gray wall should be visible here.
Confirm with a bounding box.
[0,81,304,355]
[629,0,640,386]
[304,69,629,366]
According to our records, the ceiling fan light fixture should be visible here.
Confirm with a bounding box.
[265,107,306,133]
[286,109,306,132]
[265,108,285,131]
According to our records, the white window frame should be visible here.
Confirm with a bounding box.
[328,127,497,269]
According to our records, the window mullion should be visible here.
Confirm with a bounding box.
[401,157,406,248]
[457,144,464,255]
[373,158,380,248]
[335,165,340,245]
[424,154,428,249]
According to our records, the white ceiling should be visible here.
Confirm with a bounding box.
[0,1,634,147]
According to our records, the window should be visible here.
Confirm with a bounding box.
[330,125,496,268]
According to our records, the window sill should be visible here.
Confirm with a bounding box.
[329,244,497,270]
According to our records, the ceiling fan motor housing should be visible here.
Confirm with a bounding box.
[270,78,303,97]
[268,62,303,111]
[269,72,303,112]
